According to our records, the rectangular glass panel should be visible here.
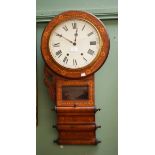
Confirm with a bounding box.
[62,86,89,100]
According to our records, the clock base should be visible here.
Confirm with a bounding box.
[44,65,101,145]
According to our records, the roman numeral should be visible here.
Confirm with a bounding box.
[87,49,95,55]
[53,43,60,47]
[87,32,93,37]
[90,41,96,45]
[63,56,68,64]
[73,59,77,66]
[63,25,68,31]
[55,33,62,38]
[72,22,77,29]
[55,50,62,57]
[82,24,85,31]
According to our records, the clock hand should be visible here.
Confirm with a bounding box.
[56,33,74,44]
[74,28,78,43]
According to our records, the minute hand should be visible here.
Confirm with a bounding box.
[62,35,74,44]
[56,33,74,44]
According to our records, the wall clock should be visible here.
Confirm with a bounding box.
[41,10,110,145]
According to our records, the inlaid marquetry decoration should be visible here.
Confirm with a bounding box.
[41,10,110,145]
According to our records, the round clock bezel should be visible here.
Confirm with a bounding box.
[48,19,102,70]
[41,10,110,79]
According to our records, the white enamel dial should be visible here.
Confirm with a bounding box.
[49,19,101,69]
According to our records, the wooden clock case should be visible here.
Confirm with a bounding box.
[44,66,101,145]
[41,10,110,145]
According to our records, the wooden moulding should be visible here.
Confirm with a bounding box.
[53,106,101,113]
[59,131,95,140]
[55,106,97,113]
[54,139,101,145]
[57,115,95,125]
[54,124,97,131]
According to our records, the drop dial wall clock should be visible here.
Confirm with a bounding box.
[41,10,110,145]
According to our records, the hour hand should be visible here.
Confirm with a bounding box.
[56,33,74,44]
[74,28,78,43]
